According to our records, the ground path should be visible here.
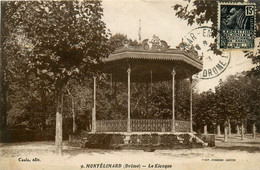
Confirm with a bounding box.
[0,134,260,170]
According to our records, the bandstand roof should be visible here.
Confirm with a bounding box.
[101,36,203,83]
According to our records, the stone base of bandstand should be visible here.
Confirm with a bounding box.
[69,131,213,150]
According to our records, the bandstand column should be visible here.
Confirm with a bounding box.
[171,68,176,133]
[92,76,97,133]
[190,77,193,133]
[127,67,131,133]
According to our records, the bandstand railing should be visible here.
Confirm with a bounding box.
[131,119,172,132]
[174,120,190,132]
[96,119,190,132]
[96,120,127,132]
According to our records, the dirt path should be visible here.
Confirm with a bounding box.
[0,134,260,170]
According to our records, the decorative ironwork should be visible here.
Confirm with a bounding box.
[175,120,190,132]
[141,35,169,51]
[96,119,190,132]
[131,119,172,132]
[96,120,127,132]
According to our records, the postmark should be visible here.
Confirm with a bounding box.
[218,2,256,49]
[181,26,231,79]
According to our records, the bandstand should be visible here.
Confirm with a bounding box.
[91,36,203,135]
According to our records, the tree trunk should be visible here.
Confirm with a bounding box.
[92,107,96,133]
[228,120,231,136]
[224,125,228,142]
[88,118,92,131]
[55,92,63,156]
[71,95,77,133]
[252,123,256,139]
[1,3,9,130]
[217,125,221,136]
[245,119,248,134]
[67,89,76,133]
[241,122,244,140]
[204,125,207,135]
[55,111,62,155]
[41,95,47,131]
[236,125,240,135]
[0,50,7,129]
[72,98,76,133]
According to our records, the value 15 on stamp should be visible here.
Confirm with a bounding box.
[218,2,256,49]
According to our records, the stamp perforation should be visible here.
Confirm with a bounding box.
[217,2,256,51]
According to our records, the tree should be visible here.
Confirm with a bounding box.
[1,2,8,129]
[175,79,191,120]
[193,89,218,133]
[245,43,260,76]
[173,0,259,35]
[110,33,140,49]
[1,24,56,130]
[213,73,260,137]
[2,1,113,154]
[110,33,128,48]
[173,0,260,74]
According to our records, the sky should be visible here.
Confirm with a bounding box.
[102,0,255,92]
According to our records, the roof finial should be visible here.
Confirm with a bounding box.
[138,19,142,43]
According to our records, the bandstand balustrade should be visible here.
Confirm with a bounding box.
[96,119,190,132]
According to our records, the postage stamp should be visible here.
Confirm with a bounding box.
[218,2,256,49]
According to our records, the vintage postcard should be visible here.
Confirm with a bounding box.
[0,0,259,170]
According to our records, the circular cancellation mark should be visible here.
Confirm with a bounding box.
[182,26,230,80]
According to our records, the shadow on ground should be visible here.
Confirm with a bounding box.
[214,146,260,153]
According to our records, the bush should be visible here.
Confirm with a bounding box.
[197,134,215,147]
[139,134,150,144]
[160,134,179,145]
[111,134,125,144]
[78,133,202,149]
[0,129,55,143]
[130,135,139,144]
[150,134,159,144]
[83,134,125,148]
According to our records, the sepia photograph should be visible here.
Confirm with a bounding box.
[0,0,259,170]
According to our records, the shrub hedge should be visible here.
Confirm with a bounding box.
[0,129,55,143]
[78,133,201,149]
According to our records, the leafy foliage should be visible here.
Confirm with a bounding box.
[193,73,260,132]
[3,1,113,93]
[1,1,112,131]
[173,0,260,75]
[110,33,140,49]
[173,0,259,35]
[245,43,260,77]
